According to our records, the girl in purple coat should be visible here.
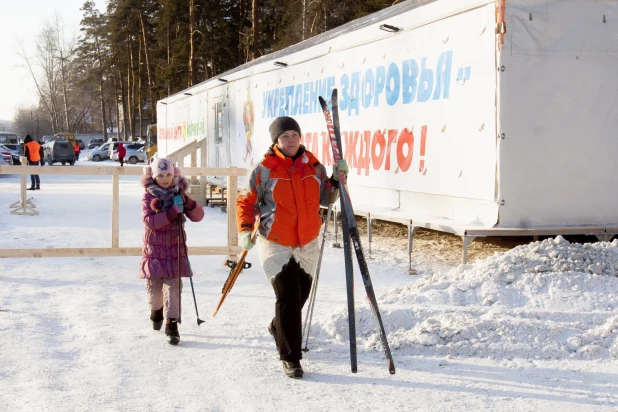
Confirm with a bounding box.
[140,157,205,345]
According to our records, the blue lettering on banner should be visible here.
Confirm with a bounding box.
[385,62,400,106]
[261,50,458,118]
[374,66,386,107]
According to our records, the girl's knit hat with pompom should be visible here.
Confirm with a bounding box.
[143,157,181,179]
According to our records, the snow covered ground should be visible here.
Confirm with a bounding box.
[1,156,618,411]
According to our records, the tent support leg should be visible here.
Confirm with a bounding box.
[408,222,419,274]
[367,214,373,259]
[462,236,476,264]
[332,210,341,248]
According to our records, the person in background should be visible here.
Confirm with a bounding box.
[117,142,126,167]
[74,141,81,162]
[236,116,348,379]
[23,135,41,190]
[37,139,45,166]
[139,157,205,345]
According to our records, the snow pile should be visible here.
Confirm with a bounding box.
[319,236,618,360]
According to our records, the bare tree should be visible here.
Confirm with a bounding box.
[16,14,85,134]
[13,105,53,139]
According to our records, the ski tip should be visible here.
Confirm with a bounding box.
[388,362,396,375]
[318,96,326,106]
[332,88,338,100]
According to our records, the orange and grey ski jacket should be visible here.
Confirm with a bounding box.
[236,145,334,248]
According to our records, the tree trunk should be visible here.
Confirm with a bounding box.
[58,50,70,131]
[99,79,108,140]
[138,37,143,139]
[93,30,108,140]
[188,0,197,87]
[138,8,156,124]
[251,0,258,60]
[239,0,245,63]
[126,29,134,141]
[119,67,128,141]
[166,21,171,97]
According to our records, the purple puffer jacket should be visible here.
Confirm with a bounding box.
[139,175,205,279]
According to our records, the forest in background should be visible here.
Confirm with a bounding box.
[13,0,401,139]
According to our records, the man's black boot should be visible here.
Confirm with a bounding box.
[282,360,303,379]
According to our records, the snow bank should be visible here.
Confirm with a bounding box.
[319,236,618,360]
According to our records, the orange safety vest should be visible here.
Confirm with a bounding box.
[24,141,41,162]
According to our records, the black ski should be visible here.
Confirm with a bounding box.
[319,90,396,375]
[331,95,357,373]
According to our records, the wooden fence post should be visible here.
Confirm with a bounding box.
[200,139,207,206]
[191,150,198,186]
[227,172,238,262]
[112,173,119,248]
[9,159,38,215]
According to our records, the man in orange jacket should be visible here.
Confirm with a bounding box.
[23,135,41,190]
[236,116,348,379]
[74,141,81,161]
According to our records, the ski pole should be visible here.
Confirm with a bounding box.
[179,218,205,325]
[177,218,182,323]
[302,201,333,352]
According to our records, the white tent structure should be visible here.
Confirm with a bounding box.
[156,0,618,259]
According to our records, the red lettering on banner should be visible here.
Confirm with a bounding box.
[358,131,370,176]
[356,133,365,173]
[308,125,427,173]
[302,132,319,155]
[371,129,386,170]
[385,129,398,170]
[343,131,359,170]
[396,128,414,172]
[419,125,427,172]
[310,132,319,155]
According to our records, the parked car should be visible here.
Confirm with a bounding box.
[0,153,11,166]
[111,145,147,164]
[87,141,121,162]
[110,143,144,160]
[89,137,104,147]
[108,142,142,159]
[0,145,13,165]
[43,140,75,165]
[0,143,23,165]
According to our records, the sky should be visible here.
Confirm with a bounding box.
[1,155,618,410]
[0,0,107,124]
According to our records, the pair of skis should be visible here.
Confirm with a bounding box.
[319,89,396,375]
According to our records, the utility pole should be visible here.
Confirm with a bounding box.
[56,49,70,131]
